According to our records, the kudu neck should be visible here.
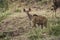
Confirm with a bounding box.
[26,12,32,20]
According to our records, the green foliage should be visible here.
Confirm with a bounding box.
[0,12,11,22]
[49,25,60,36]
[28,28,41,40]
[41,0,47,4]
[0,0,8,11]
[56,18,60,24]
[0,32,11,40]
[3,37,10,40]
[28,18,60,40]
[28,28,49,40]
[48,18,60,36]
[0,32,5,38]
[37,0,50,6]
[15,9,21,12]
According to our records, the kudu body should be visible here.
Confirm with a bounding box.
[23,8,47,29]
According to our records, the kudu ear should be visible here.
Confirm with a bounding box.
[29,8,31,11]
[23,9,26,12]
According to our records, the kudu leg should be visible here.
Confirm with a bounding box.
[33,23,36,27]
[41,24,43,29]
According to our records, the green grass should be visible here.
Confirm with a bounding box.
[37,0,50,5]
[15,8,21,12]
[49,25,60,36]
[28,18,60,40]
[0,12,11,22]
[0,32,11,40]
[28,28,49,40]
[3,37,10,40]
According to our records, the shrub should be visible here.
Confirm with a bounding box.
[28,28,49,40]
[49,25,60,36]
[0,12,11,22]
[0,0,8,12]
[15,9,21,12]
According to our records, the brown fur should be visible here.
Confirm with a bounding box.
[52,0,60,12]
[51,0,60,17]
[32,15,47,29]
[23,8,47,29]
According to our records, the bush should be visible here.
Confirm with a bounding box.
[0,32,11,40]
[0,0,8,12]
[28,28,49,40]
[48,18,60,36]
[28,19,60,40]
[15,9,21,12]
[0,12,11,22]
[49,25,60,36]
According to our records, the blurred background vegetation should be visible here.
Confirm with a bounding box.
[0,0,51,12]
[0,0,60,40]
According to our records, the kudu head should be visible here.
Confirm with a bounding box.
[23,8,32,20]
[23,8,31,13]
[23,8,47,29]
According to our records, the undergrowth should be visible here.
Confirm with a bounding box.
[28,18,60,40]
[0,12,11,22]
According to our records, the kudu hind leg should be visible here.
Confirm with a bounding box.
[33,23,36,27]
[41,24,43,29]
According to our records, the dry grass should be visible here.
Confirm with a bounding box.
[0,0,60,40]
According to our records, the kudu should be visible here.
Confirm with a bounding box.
[52,0,60,17]
[23,8,47,29]
[53,0,60,11]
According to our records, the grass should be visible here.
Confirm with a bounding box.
[14,8,21,12]
[3,37,11,40]
[0,12,11,22]
[37,0,50,5]
[28,28,49,40]
[0,36,11,40]
[0,32,11,40]
[28,18,60,40]
[0,17,60,40]
[49,25,60,36]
